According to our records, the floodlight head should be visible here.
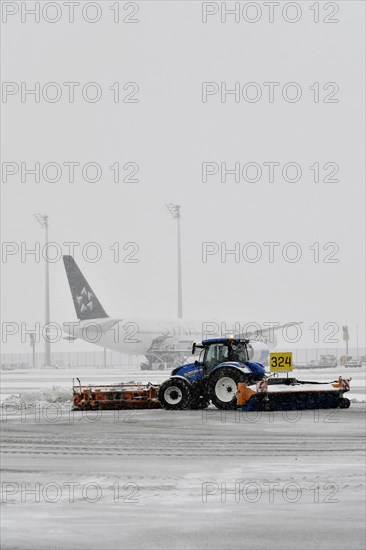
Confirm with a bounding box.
[34,213,48,227]
[166,203,181,219]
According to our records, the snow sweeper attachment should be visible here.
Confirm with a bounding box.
[72,379,161,410]
[237,376,351,411]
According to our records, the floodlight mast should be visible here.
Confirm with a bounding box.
[166,204,183,319]
[34,213,51,366]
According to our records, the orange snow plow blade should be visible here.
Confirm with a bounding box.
[73,379,161,410]
[237,383,256,406]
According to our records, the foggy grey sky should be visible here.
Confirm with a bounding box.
[1,1,365,352]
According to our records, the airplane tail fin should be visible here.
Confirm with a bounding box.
[63,256,108,321]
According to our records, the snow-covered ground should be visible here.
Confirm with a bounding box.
[1,364,365,403]
[1,365,365,549]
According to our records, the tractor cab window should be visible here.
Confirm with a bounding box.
[204,344,229,372]
[230,342,249,363]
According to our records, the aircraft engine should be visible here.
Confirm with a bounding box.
[247,341,270,363]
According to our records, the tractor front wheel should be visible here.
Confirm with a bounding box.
[158,378,191,410]
[208,368,249,410]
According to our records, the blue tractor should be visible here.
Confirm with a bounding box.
[158,338,266,410]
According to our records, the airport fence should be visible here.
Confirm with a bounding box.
[1,347,365,370]
[1,350,141,369]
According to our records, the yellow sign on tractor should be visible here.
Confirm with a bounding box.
[270,352,293,372]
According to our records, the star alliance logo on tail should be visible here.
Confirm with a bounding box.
[76,287,94,313]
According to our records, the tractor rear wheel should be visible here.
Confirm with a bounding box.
[208,368,249,410]
[158,378,191,410]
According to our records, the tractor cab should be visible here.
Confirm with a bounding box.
[193,338,250,375]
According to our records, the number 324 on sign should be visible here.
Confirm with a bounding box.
[270,352,293,372]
